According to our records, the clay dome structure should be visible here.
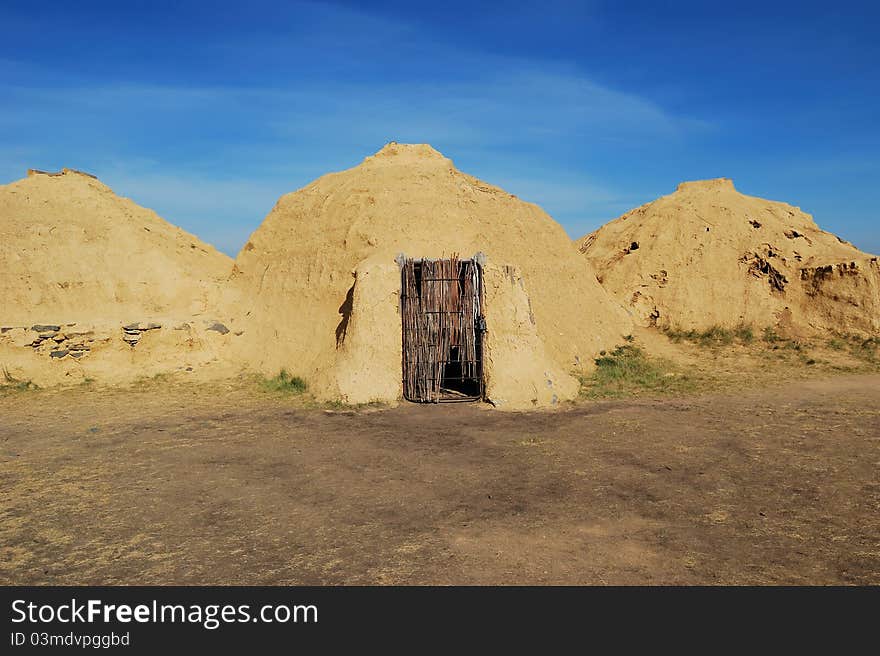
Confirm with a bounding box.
[0,168,236,386]
[227,143,632,408]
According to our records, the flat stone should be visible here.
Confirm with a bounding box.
[31,324,60,333]
[50,349,69,358]
[124,322,161,331]
[206,322,230,335]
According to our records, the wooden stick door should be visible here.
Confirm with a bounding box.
[401,256,484,403]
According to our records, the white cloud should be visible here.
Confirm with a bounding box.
[93,168,295,256]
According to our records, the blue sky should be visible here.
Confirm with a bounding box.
[1,0,877,255]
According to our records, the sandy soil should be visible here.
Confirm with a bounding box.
[2,374,878,585]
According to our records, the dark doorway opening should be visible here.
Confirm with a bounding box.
[400,256,485,403]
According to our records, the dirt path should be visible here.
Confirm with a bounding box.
[2,375,878,584]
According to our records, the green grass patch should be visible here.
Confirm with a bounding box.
[698,325,734,346]
[762,326,783,344]
[661,326,698,343]
[131,372,175,388]
[662,322,880,370]
[0,379,39,395]
[663,324,754,347]
[319,398,387,411]
[846,335,879,364]
[662,323,825,356]
[0,367,39,395]
[261,369,308,394]
[822,333,878,365]
[583,343,696,399]
[733,324,755,343]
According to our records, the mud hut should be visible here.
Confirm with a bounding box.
[0,168,236,386]
[228,143,631,408]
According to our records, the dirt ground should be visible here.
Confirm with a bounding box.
[2,370,878,586]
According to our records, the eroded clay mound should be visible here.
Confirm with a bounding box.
[578,178,879,335]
